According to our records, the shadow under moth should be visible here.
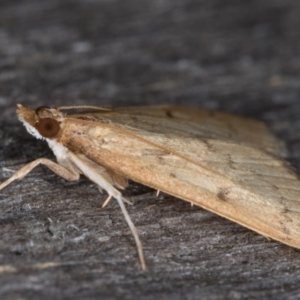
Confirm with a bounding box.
[0,104,299,270]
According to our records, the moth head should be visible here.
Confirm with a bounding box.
[17,104,63,140]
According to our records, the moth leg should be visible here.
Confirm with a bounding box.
[102,195,132,208]
[68,152,145,270]
[0,158,79,191]
[102,195,112,208]
[114,193,145,270]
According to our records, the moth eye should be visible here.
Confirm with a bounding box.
[35,118,60,138]
[35,106,50,114]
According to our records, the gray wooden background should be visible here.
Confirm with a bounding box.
[1,0,300,299]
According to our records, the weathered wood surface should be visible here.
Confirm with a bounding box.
[1,1,300,299]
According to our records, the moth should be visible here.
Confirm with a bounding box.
[1,104,300,270]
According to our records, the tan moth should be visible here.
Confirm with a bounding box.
[1,104,299,270]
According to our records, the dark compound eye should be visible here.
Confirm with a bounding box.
[35,118,60,138]
[35,106,50,114]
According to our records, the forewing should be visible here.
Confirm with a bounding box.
[60,107,300,247]
[69,106,286,157]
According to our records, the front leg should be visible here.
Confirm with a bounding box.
[0,158,80,191]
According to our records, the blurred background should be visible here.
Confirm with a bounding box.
[1,1,300,299]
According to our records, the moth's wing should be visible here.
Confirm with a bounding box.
[72,106,286,157]
[130,136,300,247]
[59,112,300,248]
[138,134,300,248]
